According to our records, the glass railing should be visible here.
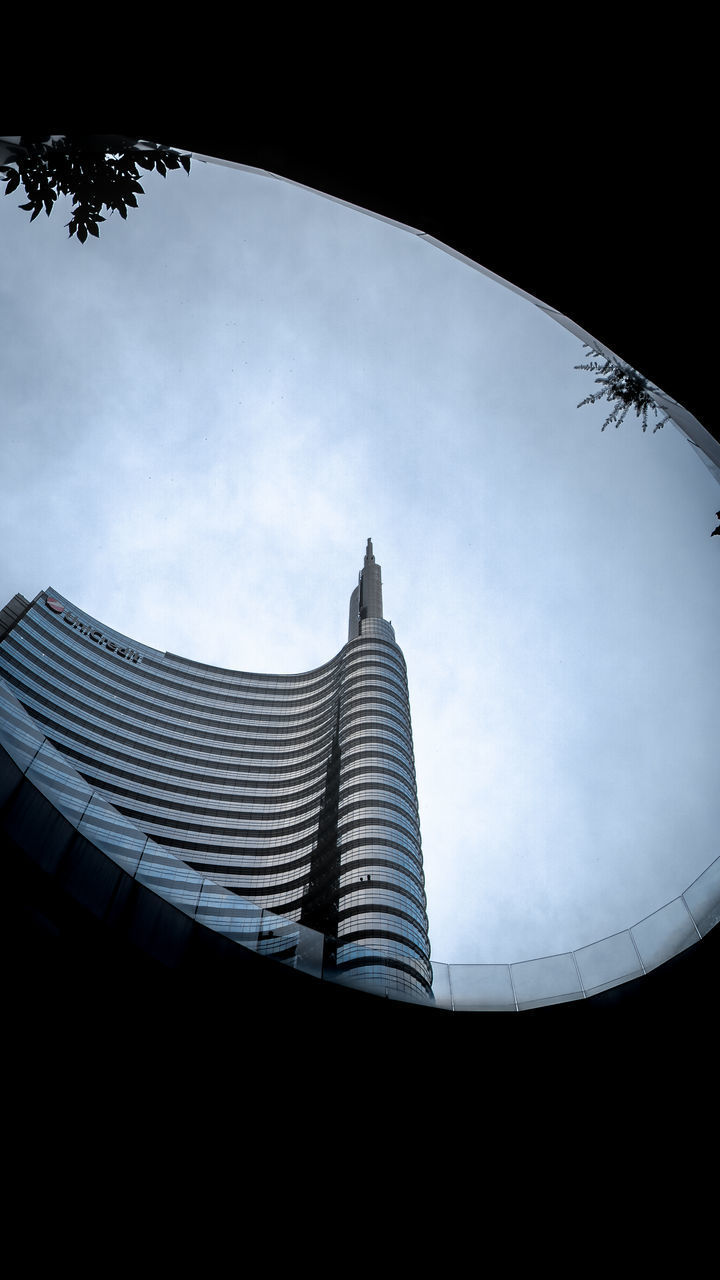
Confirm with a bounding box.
[430,861,718,1010]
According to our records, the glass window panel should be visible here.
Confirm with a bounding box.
[632,897,700,972]
[430,961,452,1009]
[0,693,45,771]
[683,857,720,937]
[294,924,324,978]
[574,930,643,996]
[511,953,583,1010]
[195,883,262,949]
[25,739,94,825]
[78,792,147,875]
[135,841,204,917]
[447,963,516,1011]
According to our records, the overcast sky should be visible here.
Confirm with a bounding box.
[1,155,717,965]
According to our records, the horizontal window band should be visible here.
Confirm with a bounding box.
[56,742,335,796]
[35,721,344,784]
[338,865,426,900]
[2,641,344,736]
[14,617,345,716]
[72,766,416,825]
[338,842,424,877]
[109,783,417,834]
[337,899,429,934]
[25,608,409,702]
[4,661,341,748]
[5,687,342,768]
[10,682,418,783]
[151,832,425,885]
[26,610,345,698]
[110,791,419,842]
[66,740,416,800]
[152,650,342,686]
[333,954,433,996]
[336,926,430,964]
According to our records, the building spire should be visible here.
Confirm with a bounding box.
[348,537,384,641]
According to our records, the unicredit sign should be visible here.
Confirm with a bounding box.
[45,597,142,664]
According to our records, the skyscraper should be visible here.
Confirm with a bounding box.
[0,542,433,1002]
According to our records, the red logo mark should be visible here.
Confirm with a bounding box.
[46,597,65,614]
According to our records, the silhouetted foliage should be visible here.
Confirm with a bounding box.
[1,136,191,242]
[712,512,720,537]
[576,345,720,539]
[575,344,671,434]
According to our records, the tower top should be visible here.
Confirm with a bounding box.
[348,538,384,641]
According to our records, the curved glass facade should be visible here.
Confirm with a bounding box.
[0,542,433,1002]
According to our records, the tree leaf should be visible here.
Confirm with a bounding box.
[4,136,191,242]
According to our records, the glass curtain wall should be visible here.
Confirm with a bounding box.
[0,572,433,1001]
